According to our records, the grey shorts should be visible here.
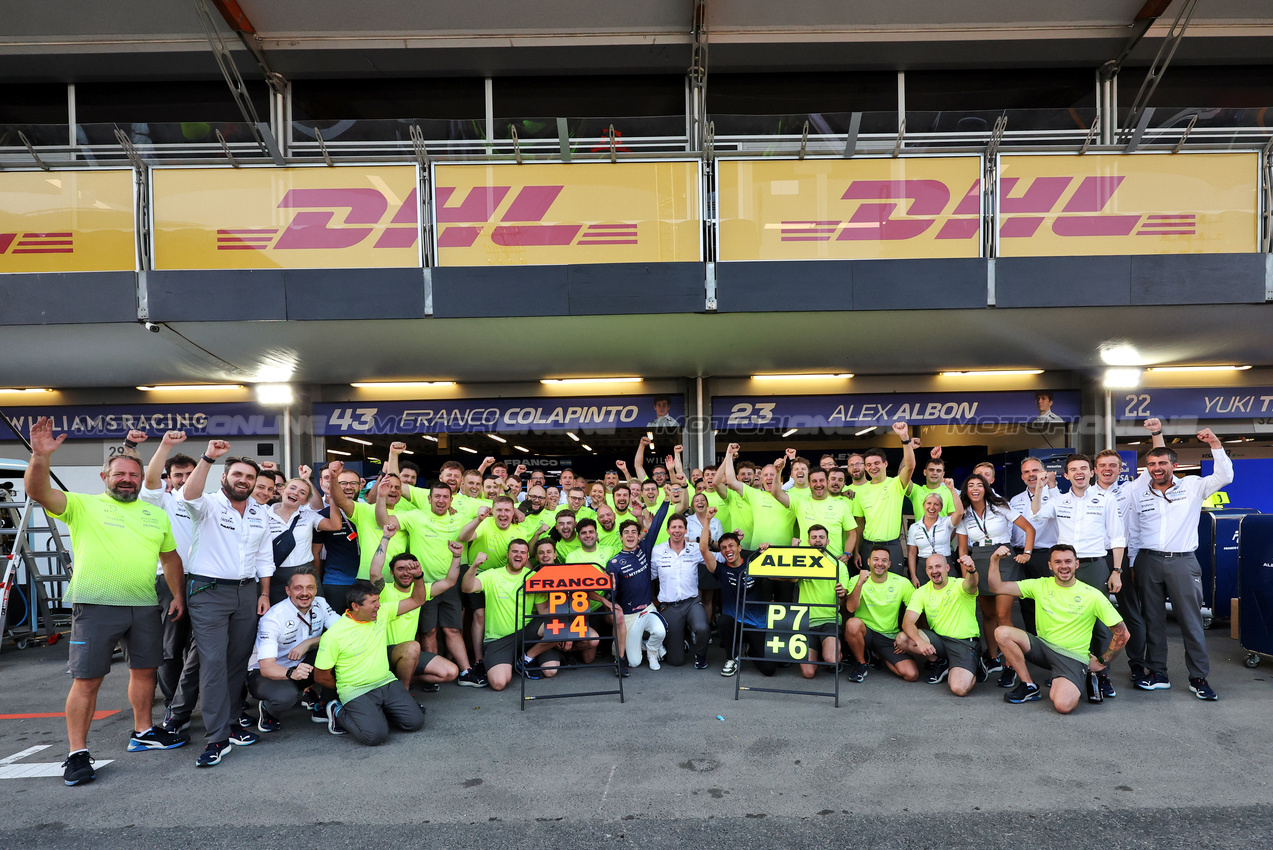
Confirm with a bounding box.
[463,590,485,611]
[968,546,1021,594]
[388,643,439,675]
[863,626,910,667]
[920,628,980,674]
[68,603,163,679]
[1025,634,1088,693]
[808,621,839,639]
[483,625,562,670]
[419,583,463,632]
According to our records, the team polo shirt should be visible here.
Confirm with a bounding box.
[380,578,434,646]
[314,604,398,703]
[740,486,795,547]
[399,503,480,582]
[140,486,193,575]
[552,534,582,560]
[791,495,855,557]
[844,572,914,638]
[250,596,340,670]
[907,578,979,639]
[705,490,732,535]
[851,477,906,542]
[725,488,754,540]
[956,504,1021,547]
[470,517,539,573]
[907,515,955,558]
[907,483,955,519]
[569,545,617,611]
[346,501,385,580]
[596,522,622,553]
[795,558,851,626]
[52,492,176,607]
[480,566,540,642]
[1018,578,1123,661]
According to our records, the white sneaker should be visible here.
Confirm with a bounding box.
[721,659,738,677]
[647,650,661,671]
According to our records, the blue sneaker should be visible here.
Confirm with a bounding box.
[326,701,347,735]
[128,726,188,751]
[228,728,258,746]
[1189,677,1218,701]
[196,741,231,768]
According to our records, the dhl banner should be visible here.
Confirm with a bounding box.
[0,170,135,272]
[433,161,701,266]
[997,153,1259,257]
[151,166,421,270]
[716,157,983,261]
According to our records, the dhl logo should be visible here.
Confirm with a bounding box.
[777,176,1196,242]
[0,232,74,254]
[216,188,419,251]
[435,185,638,248]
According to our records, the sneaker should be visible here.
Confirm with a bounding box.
[1086,670,1104,704]
[311,703,329,724]
[694,653,709,670]
[927,659,950,685]
[976,657,989,684]
[299,688,319,711]
[1136,671,1171,691]
[518,657,543,680]
[229,728,258,746]
[615,656,631,678]
[418,682,440,693]
[982,654,1004,675]
[457,668,487,688]
[997,668,1018,689]
[1004,681,1042,704]
[721,659,738,677]
[1097,671,1116,699]
[257,704,280,734]
[647,649,661,671]
[845,661,868,683]
[326,701,347,735]
[236,708,254,729]
[161,708,190,733]
[1128,662,1147,686]
[128,726,189,751]
[1188,677,1219,701]
[196,741,231,768]
[62,751,96,786]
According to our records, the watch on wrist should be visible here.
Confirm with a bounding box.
[1023,550,1033,556]
[1149,430,1162,436]
[1112,567,1123,573]
[123,438,138,449]
[201,453,216,465]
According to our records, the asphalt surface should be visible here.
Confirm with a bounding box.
[1,621,1271,850]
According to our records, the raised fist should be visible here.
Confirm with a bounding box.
[298,464,312,480]
[1197,428,1220,448]
[1143,418,1162,432]
[383,518,400,537]
[448,540,465,556]
[161,430,187,446]
[615,460,628,471]
[205,440,231,460]
[327,460,344,477]
[727,443,740,457]
[706,506,717,519]
[674,445,684,454]
[891,422,909,439]
[126,429,149,445]
[1046,471,1057,488]
[390,441,407,455]
[993,545,1012,559]
[472,553,489,568]
[931,446,942,459]
[514,464,527,476]
[639,435,652,447]
[260,461,278,472]
[785,447,796,460]
[943,478,955,489]
[477,506,493,520]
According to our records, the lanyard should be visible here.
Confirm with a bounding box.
[917,519,939,552]
[969,506,992,543]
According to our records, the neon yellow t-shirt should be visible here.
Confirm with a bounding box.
[907,483,955,519]
[705,490,732,535]
[314,604,398,703]
[792,495,855,557]
[741,487,795,547]
[470,517,540,573]
[725,488,753,540]
[845,572,915,638]
[480,566,539,642]
[907,577,979,639]
[795,559,851,626]
[851,477,906,541]
[379,578,433,646]
[52,492,176,606]
[1019,578,1123,661]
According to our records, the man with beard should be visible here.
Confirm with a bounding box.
[181,440,276,767]
[850,424,917,573]
[25,418,187,787]
[845,454,867,493]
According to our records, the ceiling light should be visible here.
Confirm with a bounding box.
[1099,344,1143,366]
[457,446,477,454]
[350,381,455,388]
[342,436,373,446]
[646,431,654,441]
[513,445,530,453]
[487,434,507,444]
[402,449,414,455]
[1103,368,1143,389]
[566,432,580,442]
[751,373,853,380]
[137,384,243,391]
[782,428,798,437]
[854,426,876,436]
[421,435,439,442]
[1224,438,1244,444]
[581,444,593,451]
[0,387,53,393]
[540,377,643,384]
[255,383,294,406]
[1146,365,1252,373]
[939,370,1043,377]
[326,449,352,456]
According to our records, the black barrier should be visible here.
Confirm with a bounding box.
[515,563,623,710]
[735,547,842,707]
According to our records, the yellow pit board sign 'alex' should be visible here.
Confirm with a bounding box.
[746,547,839,580]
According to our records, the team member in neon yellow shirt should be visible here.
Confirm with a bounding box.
[988,544,1129,714]
[771,467,857,560]
[715,446,755,541]
[788,525,850,680]
[844,544,918,683]
[313,521,429,746]
[898,552,981,696]
[25,418,187,786]
[905,447,958,519]
[850,422,917,575]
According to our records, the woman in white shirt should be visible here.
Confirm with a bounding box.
[956,473,1034,672]
[266,477,342,607]
[906,491,962,588]
[687,492,724,633]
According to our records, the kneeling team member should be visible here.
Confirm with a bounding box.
[989,545,1128,714]
[844,544,917,683]
[373,541,466,695]
[899,553,981,696]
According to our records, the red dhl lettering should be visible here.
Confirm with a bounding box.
[435,185,639,248]
[773,176,1197,241]
[0,232,75,254]
[216,188,419,251]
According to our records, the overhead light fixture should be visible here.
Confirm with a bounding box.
[137,384,243,391]
[646,431,654,441]
[457,446,478,454]
[350,381,455,388]
[326,448,352,456]
[513,445,531,453]
[0,387,53,393]
[540,377,642,385]
[1099,344,1143,366]
[751,373,853,381]
[402,449,414,455]
[1146,365,1252,373]
[487,434,508,444]
[782,428,798,437]
[581,444,593,451]
[854,426,876,436]
[1103,368,1143,389]
[421,435,439,442]
[566,432,580,442]
[939,369,1043,377]
[342,436,373,446]
[255,383,294,406]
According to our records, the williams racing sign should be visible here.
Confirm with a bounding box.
[150,165,421,270]
[433,161,701,266]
